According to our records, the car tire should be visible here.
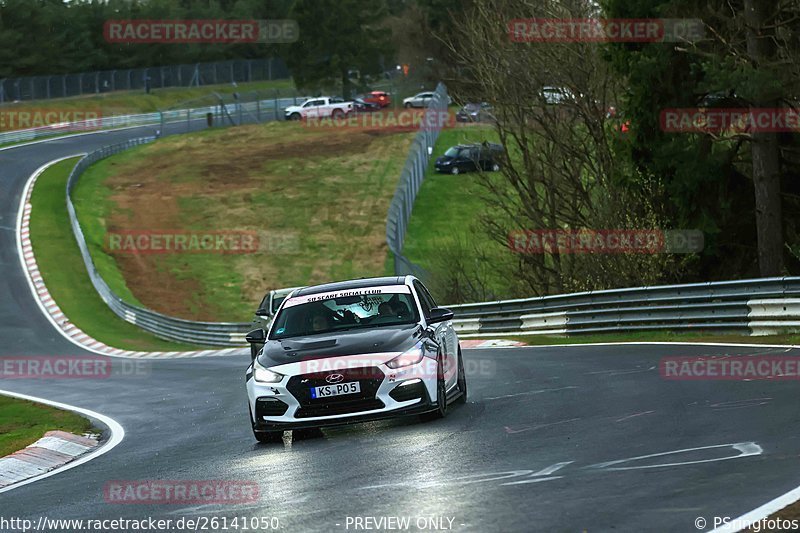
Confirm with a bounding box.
[450,166,460,175]
[455,348,467,405]
[420,356,448,422]
[332,109,344,119]
[404,102,412,109]
[254,430,283,443]
[250,405,283,443]
[289,113,301,121]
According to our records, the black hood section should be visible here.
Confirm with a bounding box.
[258,325,422,368]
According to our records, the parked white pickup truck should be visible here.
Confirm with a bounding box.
[284,96,354,120]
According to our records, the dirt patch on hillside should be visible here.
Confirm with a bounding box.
[100,124,411,320]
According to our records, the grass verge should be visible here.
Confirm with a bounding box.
[29,157,206,351]
[72,121,414,322]
[0,395,95,457]
[403,124,517,300]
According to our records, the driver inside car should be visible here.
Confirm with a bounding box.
[310,312,330,332]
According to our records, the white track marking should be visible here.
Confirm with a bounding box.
[710,486,800,532]
[588,442,762,471]
[504,418,581,434]
[501,462,574,485]
[485,386,577,401]
[0,389,124,494]
[501,476,563,485]
[615,410,656,423]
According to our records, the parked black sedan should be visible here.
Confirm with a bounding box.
[353,97,381,112]
[434,142,504,174]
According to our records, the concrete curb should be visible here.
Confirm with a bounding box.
[460,339,526,349]
[0,431,99,488]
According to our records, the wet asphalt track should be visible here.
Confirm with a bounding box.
[1,123,800,532]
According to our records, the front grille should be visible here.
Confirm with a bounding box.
[389,380,426,402]
[295,399,385,418]
[287,366,385,419]
[256,397,289,417]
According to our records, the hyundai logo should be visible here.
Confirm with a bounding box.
[325,373,344,384]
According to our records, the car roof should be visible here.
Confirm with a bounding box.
[292,276,408,296]
[370,91,387,95]
[452,142,502,150]
[271,286,303,297]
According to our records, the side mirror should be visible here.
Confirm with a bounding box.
[428,307,454,324]
[246,328,266,361]
[254,308,269,317]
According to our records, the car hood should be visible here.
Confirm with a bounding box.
[435,155,454,164]
[284,105,302,113]
[258,324,423,370]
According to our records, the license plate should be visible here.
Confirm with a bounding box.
[310,381,361,399]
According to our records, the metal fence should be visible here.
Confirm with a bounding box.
[0,58,289,103]
[0,88,312,146]
[159,89,312,135]
[385,82,449,278]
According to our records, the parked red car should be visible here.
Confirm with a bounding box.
[362,91,392,108]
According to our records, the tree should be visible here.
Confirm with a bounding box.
[286,0,393,98]
[603,0,800,278]
[743,0,784,275]
[445,0,678,295]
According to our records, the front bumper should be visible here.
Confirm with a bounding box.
[247,355,439,431]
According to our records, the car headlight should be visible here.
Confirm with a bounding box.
[253,359,283,383]
[386,344,425,369]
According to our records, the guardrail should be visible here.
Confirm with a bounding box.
[385,83,449,278]
[447,277,800,338]
[55,83,800,346]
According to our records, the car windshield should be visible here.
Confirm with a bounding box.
[463,103,480,111]
[444,147,461,157]
[270,296,287,314]
[269,287,419,339]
